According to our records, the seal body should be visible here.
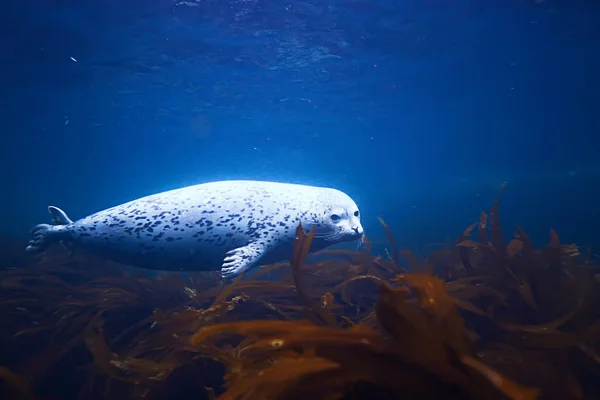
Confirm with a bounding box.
[26,180,364,278]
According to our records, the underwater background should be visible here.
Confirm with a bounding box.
[2,0,600,248]
[2,1,600,399]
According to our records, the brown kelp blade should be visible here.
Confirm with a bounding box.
[489,182,507,254]
[376,217,406,272]
[290,223,338,327]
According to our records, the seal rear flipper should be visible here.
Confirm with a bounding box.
[25,224,66,254]
[25,206,73,254]
[221,242,266,279]
[48,206,73,225]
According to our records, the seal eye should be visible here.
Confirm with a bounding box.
[330,214,341,222]
[354,211,359,217]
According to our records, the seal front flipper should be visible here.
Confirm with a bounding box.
[25,206,74,255]
[220,241,267,279]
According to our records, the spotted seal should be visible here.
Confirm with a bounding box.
[26,180,364,278]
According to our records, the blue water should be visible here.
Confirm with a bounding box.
[1,0,599,253]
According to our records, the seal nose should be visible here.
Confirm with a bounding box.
[353,226,364,235]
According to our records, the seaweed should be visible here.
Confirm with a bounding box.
[0,184,599,399]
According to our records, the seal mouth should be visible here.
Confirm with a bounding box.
[314,224,364,243]
[342,228,365,243]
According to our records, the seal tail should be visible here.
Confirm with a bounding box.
[25,206,73,254]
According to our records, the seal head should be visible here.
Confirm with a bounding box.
[310,189,363,244]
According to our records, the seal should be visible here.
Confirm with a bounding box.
[25,180,364,278]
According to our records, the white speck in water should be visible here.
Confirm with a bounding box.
[70,56,77,62]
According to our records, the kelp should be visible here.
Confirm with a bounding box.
[0,184,599,399]
[0,366,35,400]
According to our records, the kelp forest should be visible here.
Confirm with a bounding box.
[1,184,599,400]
